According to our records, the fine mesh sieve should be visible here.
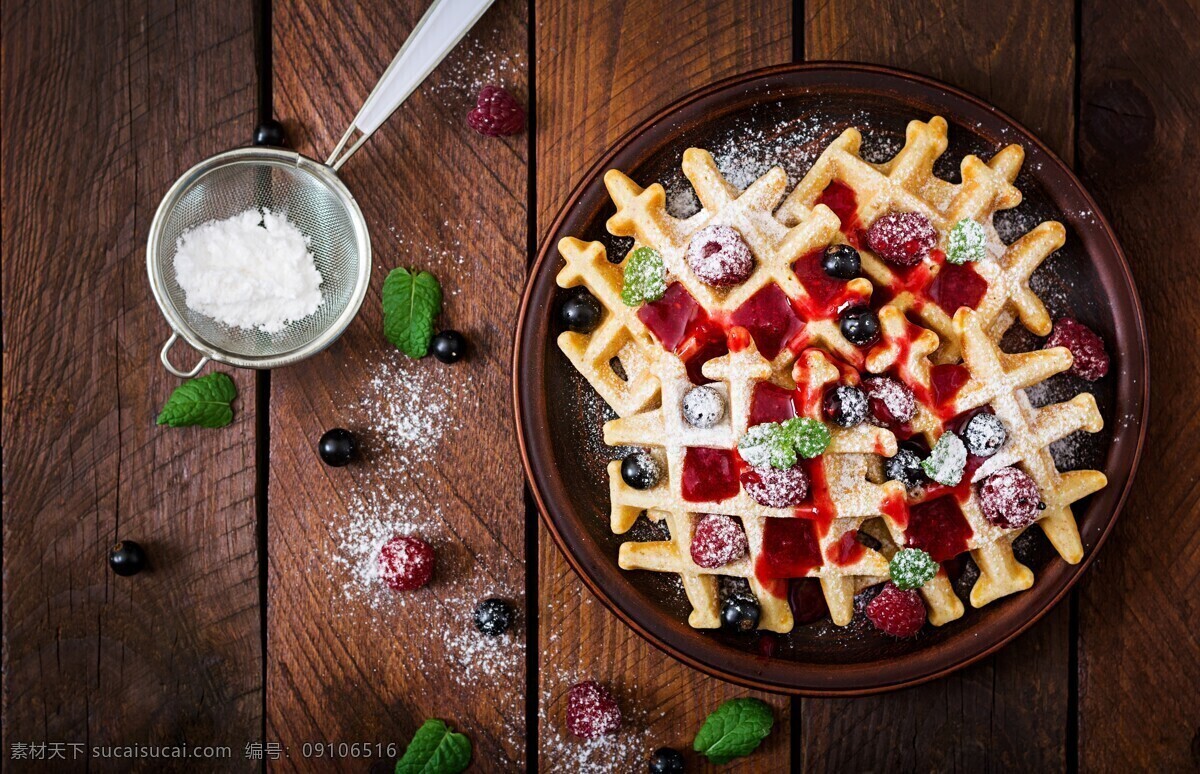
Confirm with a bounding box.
[147,0,495,377]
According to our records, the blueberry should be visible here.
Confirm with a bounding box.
[109,540,147,577]
[252,119,287,147]
[431,330,467,363]
[822,385,868,427]
[560,291,602,333]
[720,594,760,632]
[473,598,515,636]
[620,450,661,490]
[318,428,357,467]
[821,244,861,279]
[648,747,685,774]
[681,385,725,429]
[963,413,1007,457]
[885,448,926,490]
[840,307,880,346]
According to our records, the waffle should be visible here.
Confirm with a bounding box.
[551,115,1112,636]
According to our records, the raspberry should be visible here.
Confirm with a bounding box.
[1045,317,1110,381]
[865,582,926,637]
[866,211,938,266]
[377,535,434,591]
[467,85,525,136]
[565,681,621,739]
[690,514,749,568]
[863,376,916,425]
[685,225,755,286]
[741,463,810,508]
[978,467,1043,529]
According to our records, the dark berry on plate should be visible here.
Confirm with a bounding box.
[742,462,810,508]
[865,581,926,637]
[252,119,287,147]
[621,450,661,490]
[318,428,357,467]
[885,448,926,490]
[866,211,938,266]
[978,467,1042,529]
[1045,317,1110,381]
[565,681,622,738]
[690,514,748,568]
[789,578,829,625]
[863,376,917,425]
[473,598,516,636]
[648,747,685,774]
[377,535,434,591]
[821,243,861,279]
[431,330,467,363]
[681,385,725,428]
[840,307,880,346]
[822,384,868,427]
[109,540,147,577]
[560,291,602,333]
[721,594,760,632]
[685,224,755,286]
[467,85,525,136]
[963,412,1007,457]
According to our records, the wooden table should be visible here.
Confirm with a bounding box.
[4,0,1197,771]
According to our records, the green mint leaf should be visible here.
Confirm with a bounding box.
[782,417,831,459]
[395,719,471,774]
[693,697,774,765]
[156,372,236,428]
[383,268,443,358]
[620,246,667,306]
[738,423,796,470]
[947,218,986,265]
[889,548,938,590]
[921,431,967,486]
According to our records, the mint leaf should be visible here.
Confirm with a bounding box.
[383,268,443,358]
[737,423,796,470]
[620,246,666,306]
[693,698,774,765]
[889,548,938,590]
[156,372,236,428]
[947,218,986,264]
[782,417,831,459]
[921,431,967,486]
[395,719,471,774]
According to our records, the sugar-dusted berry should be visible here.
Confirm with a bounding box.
[467,85,525,136]
[885,447,927,490]
[742,462,810,508]
[963,412,1007,457]
[682,385,726,429]
[978,466,1043,529]
[690,514,749,568]
[377,535,434,591]
[823,384,868,428]
[686,224,755,286]
[865,582,927,637]
[1045,317,1110,381]
[866,211,937,266]
[566,681,622,739]
[863,376,917,425]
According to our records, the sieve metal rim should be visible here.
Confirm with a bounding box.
[146,146,372,372]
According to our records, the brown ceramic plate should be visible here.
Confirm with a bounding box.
[514,63,1148,695]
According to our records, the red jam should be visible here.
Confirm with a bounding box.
[680,327,728,385]
[903,496,974,562]
[874,251,943,306]
[681,447,739,502]
[828,529,866,566]
[791,248,867,320]
[788,578,829,624]
[748,382,797,426]
[792,457,837,534]
[729,284,803,361]
[816,181,861,245]
[930,364,971,413]
[756,518,823,581]
[928,261,988,313]
[637,282,727,384]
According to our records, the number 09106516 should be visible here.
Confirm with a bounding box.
[301,742,398,759]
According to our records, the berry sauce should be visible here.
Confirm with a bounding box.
[791,248,868,320]
[827,529,866,566]
[681,447,739,502]
[755,517,824,593]
[927,261,989,313]
[638,282,727,384]
[816,181,863,246]
[729,283,804,360]
[749,382,797,426]
[902,496,975,562]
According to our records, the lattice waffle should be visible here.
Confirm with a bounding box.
[551,115,1112,637]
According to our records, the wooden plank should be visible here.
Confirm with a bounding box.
[534,1,793,771]
[1,0,262,767]
[265,0,529,769]
[801,1,1077,770]
[1076,0,1200,769]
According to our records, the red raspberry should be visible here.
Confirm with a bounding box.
[866,211,938,266]
[565,681,622,738]
[685,225,755,286]
[863,376,917,425]
[1045,317,1110,381]
[978,466,1043,529]
[690,514,749,568]
[741,463,810,508]
[865,582,926,637]
[377,535,434,591]
[467,85,525,136]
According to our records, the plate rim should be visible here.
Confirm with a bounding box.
[513,61,1149,695]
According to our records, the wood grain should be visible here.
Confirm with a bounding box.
[1,0,262,769]
[801,1,1077,770]
[534,1,793,771]
[265,0,529,769]
[1076,0,1200,769]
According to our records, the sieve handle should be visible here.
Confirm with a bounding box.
[326,0,495,171]
[160,332,210,379]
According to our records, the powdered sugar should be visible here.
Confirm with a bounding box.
[684,224,755,286]
[689,514,749,568]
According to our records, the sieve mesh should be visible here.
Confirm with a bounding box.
[149,149,370,366]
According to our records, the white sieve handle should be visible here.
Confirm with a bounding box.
[161,332,210,379]
[326,0,495,171]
